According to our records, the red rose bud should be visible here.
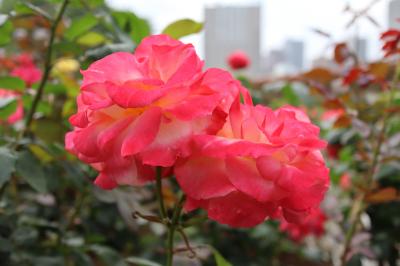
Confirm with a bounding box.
[227,50,250,70]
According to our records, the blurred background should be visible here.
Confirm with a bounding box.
[0,0,399,266]
[107,0,400,75]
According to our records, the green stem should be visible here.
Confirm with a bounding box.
[340,62,400,266]
[23,0,69,134]
[166,195,185,266]
[155,167,167,220]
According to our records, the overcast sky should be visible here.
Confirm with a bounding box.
[106,0,393,67]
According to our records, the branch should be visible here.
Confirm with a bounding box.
[23,0,69,133]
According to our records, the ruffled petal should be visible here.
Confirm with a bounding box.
[206,192,275,228]
[175,156,236,200]
[226,157,286,202]
[121,107,162,157]
[81,52,145,87]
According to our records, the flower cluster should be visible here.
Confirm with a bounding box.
[10,53,42,86]
[66,35,329,228]
[0,53,42,124]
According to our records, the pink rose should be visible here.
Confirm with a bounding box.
[175,101,329,227]
[0,89,23,124]
[279,208,327,242]
[66,34,242,190]
[227,50,250,70]
[10,53,42,86]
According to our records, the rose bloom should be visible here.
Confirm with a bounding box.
[175,100,329,227]
[279,208,326,242]
[0,89,23,124]
[66,34,242,189]
[227,50,250,70]
[10,53,42,86]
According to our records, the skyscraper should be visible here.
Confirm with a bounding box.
[284,39,304,71]
[204,5,260,75]
[388,0,400,29]
[349,37,368,62]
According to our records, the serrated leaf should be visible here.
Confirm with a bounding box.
[65,14,98,41]
[0,147,16,187]
[0,76,25,91]
[16,150,47,193]
[162,19,203,39]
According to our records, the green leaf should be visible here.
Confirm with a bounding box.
[14,3,35,16]
[210,247,232,266]
[162,19,203,39]
[0,98,17,120]
[65,14,98,41]
[0,147,16,187]
[44,83,67,95]
[53,41,82,55]
[16,150,47,193]
[0,76,25,91]
[282,84,300,106]
[77,32,107,47]
[32,118,65,143]
[0,20,13,46]
[112,11,150,44]
[125,257,161,266]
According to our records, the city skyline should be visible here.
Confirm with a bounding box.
[107,0,394,68]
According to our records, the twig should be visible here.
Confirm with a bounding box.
[176,227,197,258]
[23,0,69,134]
[155,166,167,220]
[166,194,186,266]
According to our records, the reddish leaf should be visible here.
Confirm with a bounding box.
[334,43,350,64]
[333,114,352,128]
[303,68,335,86]
[365,187,399,203]
[368,62,390,80]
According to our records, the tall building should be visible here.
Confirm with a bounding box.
[204,5,261,75]
[388,0,400,28]
[352,38,368,62]
[283,40,304,71]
